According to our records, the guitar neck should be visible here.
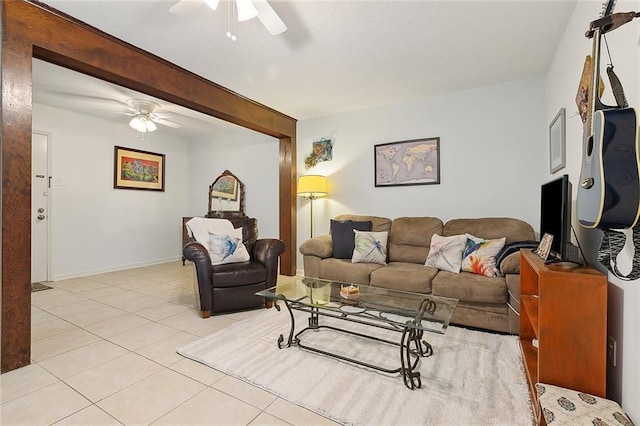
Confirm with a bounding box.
[586,27,604,138]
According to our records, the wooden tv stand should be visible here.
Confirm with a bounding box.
[519,249,607,423]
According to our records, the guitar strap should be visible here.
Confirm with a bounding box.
[599,227,640,280]
[606,66,628,108]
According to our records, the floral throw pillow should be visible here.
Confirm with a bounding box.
[461,234,506,277]
[351,230,388,265]
[424,234,467,273]
[208,227,250,265]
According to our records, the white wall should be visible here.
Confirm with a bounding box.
[187,130,280,239]
[297,77,547,270]
[33,103,190,280]
[545,0,640,418]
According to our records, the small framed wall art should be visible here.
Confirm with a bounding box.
[114,146,165,191]
[549,107,566,173]
[374,137,440,187]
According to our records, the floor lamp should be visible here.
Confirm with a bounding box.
[297,175,328,238]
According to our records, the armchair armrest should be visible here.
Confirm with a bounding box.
[183,241,214,316]
[299,235,333,259]
[253,238,285,288]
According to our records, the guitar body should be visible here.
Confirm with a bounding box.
[577,107,640,228]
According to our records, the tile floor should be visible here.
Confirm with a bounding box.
[0,261,338,425]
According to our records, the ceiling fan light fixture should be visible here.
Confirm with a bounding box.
[235,0,258,21]
[145,118,157,132]
[204,0,220,11]
[129,115,157,133]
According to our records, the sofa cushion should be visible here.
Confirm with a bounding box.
[319,258,382,286]
[370,262,438,293]
[388,217,444,263]
[330,219,372,259]
[352,230,388,264]
[334,214,392,233]
[424,233,467,273]
[461,234,506,277]
[432,271,507,304]
[443,217,535,244]
[211,261,267,288]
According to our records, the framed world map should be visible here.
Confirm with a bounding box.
[374,137,440,187]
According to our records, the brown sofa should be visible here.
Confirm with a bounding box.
[299,214,536,334]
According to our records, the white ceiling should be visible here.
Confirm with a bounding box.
[34,0,577,135]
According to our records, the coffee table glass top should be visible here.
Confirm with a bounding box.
[257,277,458,334]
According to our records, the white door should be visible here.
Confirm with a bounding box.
[31,133,49,283]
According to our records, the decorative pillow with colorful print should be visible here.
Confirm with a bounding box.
[461,234,506,277]
[351,230,388,265]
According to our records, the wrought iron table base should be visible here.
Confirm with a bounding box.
[275,299,433,390]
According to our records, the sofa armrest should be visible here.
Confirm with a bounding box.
[299,235,333,258]
[499,252,521,274]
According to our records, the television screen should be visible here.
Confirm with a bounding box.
[540,174,572,260]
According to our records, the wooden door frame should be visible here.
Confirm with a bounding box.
[1,0,297,373]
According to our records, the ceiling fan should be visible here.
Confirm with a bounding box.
[121,99,182,133]
[169,0,287,36]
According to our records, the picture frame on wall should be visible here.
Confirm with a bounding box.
[374,137,440,187]
[114,146,165,191]
[549,107,566,173]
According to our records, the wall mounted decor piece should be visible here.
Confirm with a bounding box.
[305,138,333,169]
[114,146,165,191]
[549,107,566,173]
[374,137,440,187]
[207,169,246,218]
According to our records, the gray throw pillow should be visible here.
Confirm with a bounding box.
[331,219,372,259]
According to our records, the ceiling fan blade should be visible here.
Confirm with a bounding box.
[94,109,138,116]
[169,0,204,16]
[152,117,182,128]
[153,111,179,119]
[253,0,287,35]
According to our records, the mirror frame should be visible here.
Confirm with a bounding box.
[207,170,246,218]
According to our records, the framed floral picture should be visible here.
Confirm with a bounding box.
[114,146,165,191]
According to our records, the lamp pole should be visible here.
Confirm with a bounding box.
[309,194,317,238]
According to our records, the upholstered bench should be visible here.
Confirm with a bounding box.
[535,383,634,425]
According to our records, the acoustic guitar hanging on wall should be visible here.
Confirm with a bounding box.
[576,0,639,230]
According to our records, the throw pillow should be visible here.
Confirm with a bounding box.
[208,227,250,265]
[424,234,467,273]
[461,233,506,277]
[331,219,373,259]
[351,230,388,265]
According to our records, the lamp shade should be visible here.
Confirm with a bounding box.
[297,175,328,198]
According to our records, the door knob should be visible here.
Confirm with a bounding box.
[37,214,46,220]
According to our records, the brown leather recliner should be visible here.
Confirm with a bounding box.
[183,217,285,318]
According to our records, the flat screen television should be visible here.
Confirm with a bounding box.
[540,174,578,263]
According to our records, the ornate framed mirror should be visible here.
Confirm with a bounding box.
[207,170,246,218]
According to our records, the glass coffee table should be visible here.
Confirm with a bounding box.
[257,277,458,390]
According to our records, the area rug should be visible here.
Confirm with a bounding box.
[178,308,534,425]
[31,282,53,292]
